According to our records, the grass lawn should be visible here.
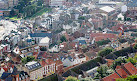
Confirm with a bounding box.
[28,7,52,19]
[9,17,21,20]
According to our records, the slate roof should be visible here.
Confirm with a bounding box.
[11,66,18,75]
[25,62,41,71]
[19,71,29,80]
[70,57,104,74]
[5,77,13,81]
[105,53,118,60]
[29,33,52,38]
[67,56,74,62]
[1,72,11,79]
[73,37,88,42]
[79,40,87,45]
[62,70,79,77]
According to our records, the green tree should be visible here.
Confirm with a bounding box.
[21,56,35,64]
[124,14,127,21]
[98,27,102,31]
[98,48,113,57]
[97,65,110,78]
[40,47,47,51]
[126,17,131,21]
[116,75,137,81]
[37,0,44,6]
[96,39,111,46]
[10,9,16,17]
[126,57,136,65]
[126,75,137,81]
[80,77,93,81]
[60,36,67,42]
[118,18,122,21]
[118,38,127,43]
[16,0,32,13]
[81,45,87,49]
[78,16,85,20]
[65,76,79,81]
[111,57,127,69]
[133,43,137,49]
[23,4,37,17]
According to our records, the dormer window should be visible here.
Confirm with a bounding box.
[132,68,134,70]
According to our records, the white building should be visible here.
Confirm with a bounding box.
[10,34,21,46]
[39,37,50,47]
[62,54,86,67]
[50,0,65,7]
[49,45,60,52]
[24,61,43,80]
[117,13,124,20]
[121,5,127,13]
[29,33,52,44]
[41,15,58,29]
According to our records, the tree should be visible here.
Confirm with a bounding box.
[133,43,137,49]
[116,75,137,81]
[126,17,131,21]
[37,0,44,6]
[10,9,16,17]
[111,57,127,69]
[78,16,85,20]
[21,56,35,64]
[118,18,122,21]
[118,38,127,43]
[98,48,113,57]
[81,45,87,49]
[124,14,127,21]
[96,39,111,46]
[126,57,136,65]
[65,76,79,81]
[98,27,102,31]
[60,36,67,42]
[16,0,32,13]
[40,47,47,51]
[97,65,109,78]
[80,77,93,81]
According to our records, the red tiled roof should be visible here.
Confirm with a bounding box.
[55,60,63,65]
[116,68,129,78]
[116,66,121,70]
[40,60,48,67]
[102,73,120,81]
[105,59,114,67]
[3,68,8,72]
[111,24,124,31]
[103,62,137,81]
[64,32,70,40]
[45,59,55,65]
[90,33,117,41]
[60,42,67,48]
[124,62,137,75]
[69,42,76,48]
[86,22,93,28]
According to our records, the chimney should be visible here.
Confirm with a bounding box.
[121,63,125,68]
